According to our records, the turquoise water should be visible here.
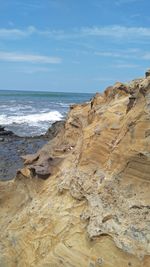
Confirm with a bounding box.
[0,90,93,136]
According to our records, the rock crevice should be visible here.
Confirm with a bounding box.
[0,72,150,266]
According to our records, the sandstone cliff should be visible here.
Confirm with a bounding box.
[0,73,150,267]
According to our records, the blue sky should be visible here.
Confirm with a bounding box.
[0,0,150,92]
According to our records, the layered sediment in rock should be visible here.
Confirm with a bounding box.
[0,73,150,266]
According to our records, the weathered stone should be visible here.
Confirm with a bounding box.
[126,96,136,113]
[0,72,150,266]
[45,120,65,139]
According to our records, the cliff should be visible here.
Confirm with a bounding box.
[0,72,150,267]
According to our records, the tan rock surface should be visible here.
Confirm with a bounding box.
[0,74,150,266]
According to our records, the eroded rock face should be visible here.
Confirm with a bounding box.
[0,74,150,266]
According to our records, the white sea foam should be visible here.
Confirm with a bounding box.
[0,105,8,108]
[0,104,34,112]
[0,111,63,126]
[59,103,70,108]
[7,106,33,112]
[55,102,73,108]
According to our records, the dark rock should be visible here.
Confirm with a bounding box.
[0,137,47,181]
[0,126,17,137]
[96,258,104,265]
[145,69,150,78]
[0,126,5,132]
[126,96,136,113]
[0,121,65,181]
[28,156,62,180]
[145,129,150,138]
[30,166,51,180]
[0,130,14,136]
[45,121,65,139]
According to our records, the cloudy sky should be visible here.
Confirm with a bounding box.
[0,0,150,92]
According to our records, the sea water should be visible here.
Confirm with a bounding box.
[0,90,93,136]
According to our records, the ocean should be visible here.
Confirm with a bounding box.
[0,90,93,137]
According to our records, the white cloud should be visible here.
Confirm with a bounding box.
[1,25,150,41]
[95,49,150,63]
[0,51,62,64]
[0,26,67,40]
[0,26,36,39]
[81,26,150,38]
[94,48,140,59]
[95,51,125,58]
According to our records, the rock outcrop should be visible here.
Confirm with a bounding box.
[0,122,65,181]
[0,126,16,137]
[0,72,150,266]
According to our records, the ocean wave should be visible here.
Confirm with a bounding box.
[0,104,34,111]
[42,101,72,108]
[8,106,34,112]
[0,111,63,126]
[9,100,16,103]
[58,103,71,108]
[0,105,8,108]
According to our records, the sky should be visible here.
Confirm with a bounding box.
[0,0,150,93]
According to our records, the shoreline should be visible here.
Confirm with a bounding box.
[0,121,65,181]
[0,72,150,265]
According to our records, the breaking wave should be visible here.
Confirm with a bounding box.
[0,111,63,126]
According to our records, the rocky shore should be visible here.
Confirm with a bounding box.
[0,121,65,181]
[0,72,150,266]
